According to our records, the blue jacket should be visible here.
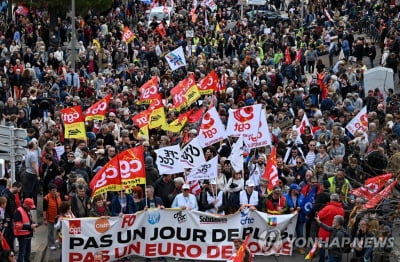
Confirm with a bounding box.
[111,194,136,216]
[284,192,306,222]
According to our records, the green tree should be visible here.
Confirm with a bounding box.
[17,0,112,18]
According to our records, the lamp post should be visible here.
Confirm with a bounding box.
[71,0,76,72]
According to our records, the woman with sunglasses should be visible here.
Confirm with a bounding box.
[0,250,16,262]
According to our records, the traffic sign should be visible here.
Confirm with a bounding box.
[0,126,28,182]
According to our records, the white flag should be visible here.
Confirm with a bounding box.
[228,135,244,172]
[198,107,226,148]
[346,106,368,136]
[243,109,272,149]
[187,155,218,182]
[165,46,187,71]
[155,145,184,175]
[180,137,206,169]
[226,104,262,138]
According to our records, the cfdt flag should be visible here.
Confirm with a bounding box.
[61,106,86,140]
[165,46,186,71]
[84,94,112,121]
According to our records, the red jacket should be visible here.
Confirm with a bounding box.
[317,201,345,240]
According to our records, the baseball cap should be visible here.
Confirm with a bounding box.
[23,198,36,209]
[246,180,255,187]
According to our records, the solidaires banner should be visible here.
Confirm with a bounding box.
[61,209,297,262]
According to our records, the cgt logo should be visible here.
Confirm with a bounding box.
[69,220,82,234]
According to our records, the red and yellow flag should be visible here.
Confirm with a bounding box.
[118,146,146,187]
[198,70,218,95]
[170,73,201,111]
[232,234,251,262]
[85,94,112,121]
[122,26,136,43]
[148,94,167,129]
[90,147,146,198]
[90,154,122,198]
[61,106,86,140]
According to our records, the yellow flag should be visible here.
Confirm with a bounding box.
[139,125,149,140]
[162,117,187,133]
[92,39,101,50]
[215,23,221,33]
[149,107,167,129]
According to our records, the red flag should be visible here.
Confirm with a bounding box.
[139,76,159,102]
[188,108,204,123]
[231,234,251,262]
[132,109,151,128]
[262,147,279,192]
[189,180,201,196]
[15,5,29,16]
[299,113,313,136]
[118,147,146,187]
[285,46,291,65]
[295,49,303,63]
[170,78,189,110]
[364,180,397,209]
[84,94,112,121]
[0,232,9,250]
[156,22,167,37]
[90,154,122,198]
[121,26,135,43]
[350,173,393,201]
[198,70,218,95]
[150,0,158,8]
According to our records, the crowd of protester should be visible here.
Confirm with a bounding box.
[0,0,399,261]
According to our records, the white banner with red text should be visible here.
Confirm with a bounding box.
[61,209,297,262]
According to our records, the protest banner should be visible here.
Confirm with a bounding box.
[62,209,297,262]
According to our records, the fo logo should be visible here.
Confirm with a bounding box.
[94,217,110,234]
[69,220,82,234]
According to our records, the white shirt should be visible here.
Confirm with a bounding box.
[171,193,199,211]
[239,190,259,207]
[206,191,224,214]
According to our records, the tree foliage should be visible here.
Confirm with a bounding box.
[19,0,113,17]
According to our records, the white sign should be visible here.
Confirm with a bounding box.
[198,107,226,148]
[228,135,244,173]
[346,106,368,136]
[180,137,205,169]
[243,109,272,149]
[226,104,262,138]
[155,145,184,175]
[187,155,218,181]
[61,209,297,261]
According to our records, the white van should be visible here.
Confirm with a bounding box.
[148,6,174,27]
